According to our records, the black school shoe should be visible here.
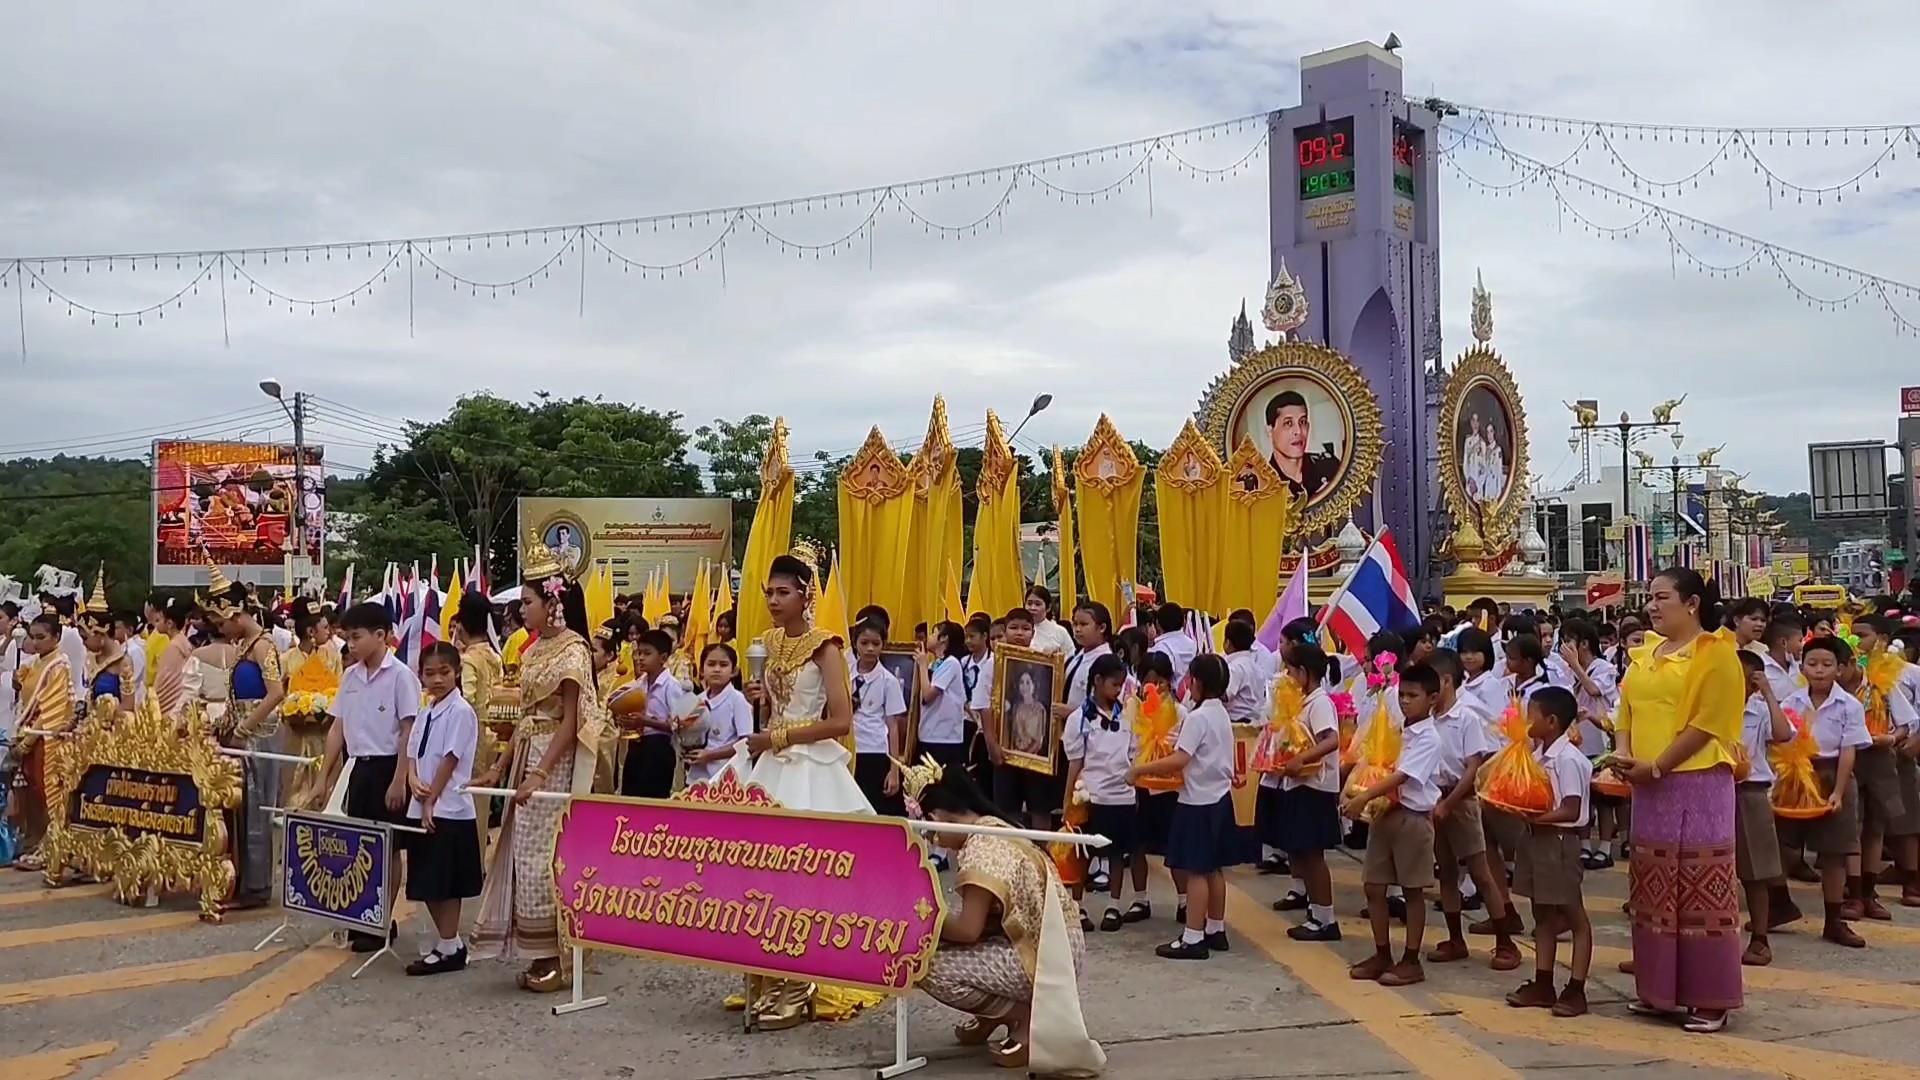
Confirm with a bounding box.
[1273,891,1310,912]
[1257,854,1291,875]
[406,945,468,976]
[1155,939,1211,960]
[1287,919,1342,943]
[1205,930,1230,952]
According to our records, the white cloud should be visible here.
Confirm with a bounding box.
[0,0,1914,495]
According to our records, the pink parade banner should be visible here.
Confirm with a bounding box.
[551,776,946,992]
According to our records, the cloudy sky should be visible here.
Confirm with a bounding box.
[2,1,1914,495]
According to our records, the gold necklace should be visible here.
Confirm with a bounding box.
[764,626,830,675]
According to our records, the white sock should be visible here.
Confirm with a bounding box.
[1387,885,1403,898]
[1461,872,1479,898]
[1289,877,1307,897]
[1205,918,1225,934]
[1309,903,1335,926]
[1181,927,1205,944]
[438,935,463,954]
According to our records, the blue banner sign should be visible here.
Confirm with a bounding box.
[281,812,393,936]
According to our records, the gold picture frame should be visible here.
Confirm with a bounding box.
[1439,344,1531,550]
[874,643,923,760]
[1197,339,1383,539]
[990,644,1065,776]
[40,696,243,921]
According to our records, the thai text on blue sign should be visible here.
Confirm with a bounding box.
[280,812,393,936]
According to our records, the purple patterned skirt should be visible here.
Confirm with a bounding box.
[1629,765,1743,1012]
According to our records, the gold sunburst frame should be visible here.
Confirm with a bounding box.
[40,696,242,921]
[1439,344,1532,551]
[1198,340,1383,539]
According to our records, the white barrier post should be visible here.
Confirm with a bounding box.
[460,786,606,1014]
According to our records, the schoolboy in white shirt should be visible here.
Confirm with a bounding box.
[1148,603,1197,686]
[847,622,908,815]
[1778,636,1871,948]
[1342,662,1443,986]
[1734,650,1795,966]
[1505,685,1593,1018]
[1424,648,1522,971]
[1222,621,1268,725]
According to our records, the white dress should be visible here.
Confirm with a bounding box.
[720,656,872,815]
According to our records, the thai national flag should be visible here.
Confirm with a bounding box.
[1320,530,1422,658]
[335,564,354,612]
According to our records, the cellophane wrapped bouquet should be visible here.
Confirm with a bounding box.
[1051,789,1089,884]
[1769,706,1831,819]
[1475,703,1554,816]
[1340,684,1403,823]
[1331,690,1358,762]
[281,653,338,733]
[1342,654,1396,768]
[1130,684,1184,794]
[1251,677,1309,774]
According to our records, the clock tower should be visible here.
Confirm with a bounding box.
[1270,41,1444,596]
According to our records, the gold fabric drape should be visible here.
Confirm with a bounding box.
[736,417,796,646]
[905,397,963,631]
[1154,420,1226,614]
[1050,445,1078,608]
[969,410,1026,619]
[1073,415,1143,617]
[1218,436,1293,618]
[837,427,915,620]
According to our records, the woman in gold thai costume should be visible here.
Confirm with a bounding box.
[280,607,342,810]
[202,565,287,910]
[8,613,76,873]
[75,569,134,719]
[902,756,1105,1076]
[714,551,879,1029]
[471,533,605,992]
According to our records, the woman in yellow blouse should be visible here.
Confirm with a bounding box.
[1605,567,1745,1033]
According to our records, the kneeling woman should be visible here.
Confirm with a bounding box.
[904,756,1106,1076]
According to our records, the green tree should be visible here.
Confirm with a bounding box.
[0,457,152,609]
[693,414,776,560]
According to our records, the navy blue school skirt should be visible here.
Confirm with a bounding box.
[1136,788,1178,855]
[1272,786,1342,855]
[1164,795,1242,874]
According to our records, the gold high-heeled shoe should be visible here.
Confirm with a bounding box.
[752,980,816,1031]
[989,1040,1028,1069]
[954,1017,1004,1046]
[517,964,570,993]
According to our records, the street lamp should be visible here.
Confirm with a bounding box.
[259,379,311,589]
[1571,404,1683,554]
[1008,393,1053,444]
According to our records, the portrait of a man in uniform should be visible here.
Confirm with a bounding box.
[1263,388,1342,505]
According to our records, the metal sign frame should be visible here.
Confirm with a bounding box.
[1807,440,1891,520]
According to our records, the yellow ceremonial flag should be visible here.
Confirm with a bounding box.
[736,418,796,645]
[1073,415,1144,617]
[713,550,734,621]
[837,427,915,622]
[944,556,966,626]
[1050,445,1078,608]
[586,561,615,632]
[815,548,851,643]
[969,410,1026,619]
[1217,436,1293,617]
[441,566,463,642]
[684,559,714,659]
[904,397,963,631]
[644,564,671,624]
[1154,420,1227,615]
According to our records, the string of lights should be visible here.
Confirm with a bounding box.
[1455,103,1920,200]
[1443,124,1920,334]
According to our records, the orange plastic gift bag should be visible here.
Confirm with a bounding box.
[1130,684,1184,794]
[1769,707,1831,819]
[1340,699,1403,823]
[1049,823,1087,886]
[1251,677,1309,774]
[1475,704,1554,816]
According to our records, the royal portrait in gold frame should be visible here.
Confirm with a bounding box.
[1439,345,1532,549]
[1198,340,1383,538]
[874,642,922,759]
[991,645,1064,776]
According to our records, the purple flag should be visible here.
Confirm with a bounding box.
[1257,554,1312,652]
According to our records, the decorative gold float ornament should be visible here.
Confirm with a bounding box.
[1439,271,1532,555]
[1196,260,1384,540]
[39,694,242,920]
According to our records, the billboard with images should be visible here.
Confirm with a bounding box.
[1807,440,1890,520]
[516,497,730,593]
[153,440,324,587]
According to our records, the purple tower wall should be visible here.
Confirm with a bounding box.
[1269,42,1444,597]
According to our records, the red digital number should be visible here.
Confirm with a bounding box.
[1394,135,1416,167]
[1298,137,1328,167]
[1331,133,1347,160]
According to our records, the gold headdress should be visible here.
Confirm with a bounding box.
[77,564,112,632]
[786,539,824,589]
[202,552,246,619]
[889,753,945,801]
[521,525,566,582]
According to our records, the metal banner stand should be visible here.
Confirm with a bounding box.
[257,806,425,978]
[463,786,605,1015]
[875,998,927,1080]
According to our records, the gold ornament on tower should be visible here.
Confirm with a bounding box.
[1470,269,1494,344]
[1261,258,1310,338]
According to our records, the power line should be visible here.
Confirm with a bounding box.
[1443,123,1920,332]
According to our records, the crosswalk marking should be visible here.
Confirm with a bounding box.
[1441,993,1920,1079]
[1224,883,1523,1080]
[0,949,283,1007]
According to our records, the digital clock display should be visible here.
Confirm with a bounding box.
[1393,119,1423,202]
[1295,117,1355,201]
